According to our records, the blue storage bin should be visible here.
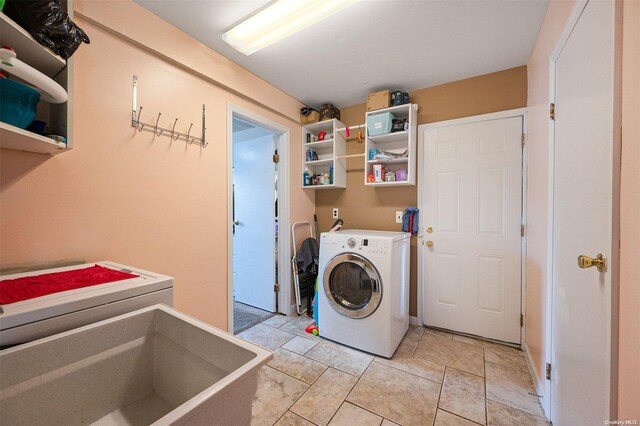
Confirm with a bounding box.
[367,112,395,136]
[0,78,41,129]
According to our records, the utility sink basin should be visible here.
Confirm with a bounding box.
[0,305,272,425]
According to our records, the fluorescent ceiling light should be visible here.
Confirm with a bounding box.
[223,0,359,55]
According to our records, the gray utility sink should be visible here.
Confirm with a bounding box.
[0,304,272,425]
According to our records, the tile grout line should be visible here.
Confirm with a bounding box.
[268,348,329,385]
[437,366,489,426]
[438,408,485,426]
[411,350,486,380]
[290,367,360,426]
[271,409,320,426]
[483,359,546,420]
[433,366,447,426]
[343,358,375,414]
[485,399,550,423]
[371,359,444,386]
[484,347,489,426]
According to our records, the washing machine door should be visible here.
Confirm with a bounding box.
[323,253,382,319]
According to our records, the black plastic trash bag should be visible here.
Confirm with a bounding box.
[4,0,90,60]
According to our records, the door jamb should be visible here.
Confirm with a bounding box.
[227,103,292,334]
[545,0,621,420]
[416,108,528,342]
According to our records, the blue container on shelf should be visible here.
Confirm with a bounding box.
[0,77,41,129]
[367,112,395,136]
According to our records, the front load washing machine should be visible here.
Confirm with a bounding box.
[318,230,410,358]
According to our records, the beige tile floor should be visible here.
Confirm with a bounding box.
[238,315,549,426]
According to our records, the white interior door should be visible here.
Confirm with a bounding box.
[233,133,276,312]
[421,116,523,343]
[550,0,616,423]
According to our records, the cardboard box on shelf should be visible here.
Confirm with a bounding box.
[319,104,341,121]
[367,90,391,111]
[301,110,320,124]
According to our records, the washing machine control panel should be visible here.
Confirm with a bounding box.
[340,237,390,255]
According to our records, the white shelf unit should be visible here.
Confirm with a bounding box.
[0,2,73,156]
[301,119,346,189]
[364,103,417,186]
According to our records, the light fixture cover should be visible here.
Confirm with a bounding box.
[223,0,359,55]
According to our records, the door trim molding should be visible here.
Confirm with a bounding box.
[418,108,527,131]
[227,103,292,333]
[545,0,622,420]
[417,108,527,343]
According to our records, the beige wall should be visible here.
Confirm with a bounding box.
[526,0,639,416]
[524,0,576,391]
[0,0,314,330]
[315,66,528,316]
[618,0,640,419]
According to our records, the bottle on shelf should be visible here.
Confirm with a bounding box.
[303,167,311,186]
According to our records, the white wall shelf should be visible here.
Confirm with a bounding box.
[0,1,73,156]
[304,140,334,149]
[367,130,409,144]
[0,122,67,155]
[368,157,409,165]
[0,12,66,77]
[301,119,346,189]
[305,158,334,166]
[364,103,417,186]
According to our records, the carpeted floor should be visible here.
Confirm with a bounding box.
[234,300,275,334]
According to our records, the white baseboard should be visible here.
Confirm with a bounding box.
[523,342,550,421]
[409,316,420,326]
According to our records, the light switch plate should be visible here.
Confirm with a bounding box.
[333,208,339,219]
[395,211,403,223]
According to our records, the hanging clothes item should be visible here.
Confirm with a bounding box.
[402,208,419,234]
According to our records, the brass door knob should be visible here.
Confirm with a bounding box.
[426,227,433,233]
[426,241,434,247]
[577,253,607,272]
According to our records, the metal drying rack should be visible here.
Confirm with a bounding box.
[131,75,207,147]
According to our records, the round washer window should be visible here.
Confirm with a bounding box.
[323,253,382,319]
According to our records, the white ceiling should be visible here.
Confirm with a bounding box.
[134,0,548,108]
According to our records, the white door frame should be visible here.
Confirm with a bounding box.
[543,0,622,418]
[416,108,528,344]
[227,103,292,333]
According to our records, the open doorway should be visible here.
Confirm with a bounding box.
[227,104,291,335]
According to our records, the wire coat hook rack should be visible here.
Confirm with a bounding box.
[131,75,207,147]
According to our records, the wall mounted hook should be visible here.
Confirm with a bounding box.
[154,113,163,136]
[170,119,180,141]
[136,106,144,132]
[186,123,193,144]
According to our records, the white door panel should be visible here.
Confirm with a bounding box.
[550,0,615,423]
[422,116,523,343]
[233,133,276,312]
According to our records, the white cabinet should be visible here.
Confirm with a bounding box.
[364,104,417,186]
[0,0,74,155]
[301,119,346,189]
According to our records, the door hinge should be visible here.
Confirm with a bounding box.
[274,283,280,293]
[549,103,555,120]
[521,133,525,147]
[521,225,525,237]
[273,154,280,163]
[546,363,552,380]
[520,314,524,327]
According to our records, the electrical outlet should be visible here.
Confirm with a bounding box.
[333,208,339,219]
[395,211,403,224]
